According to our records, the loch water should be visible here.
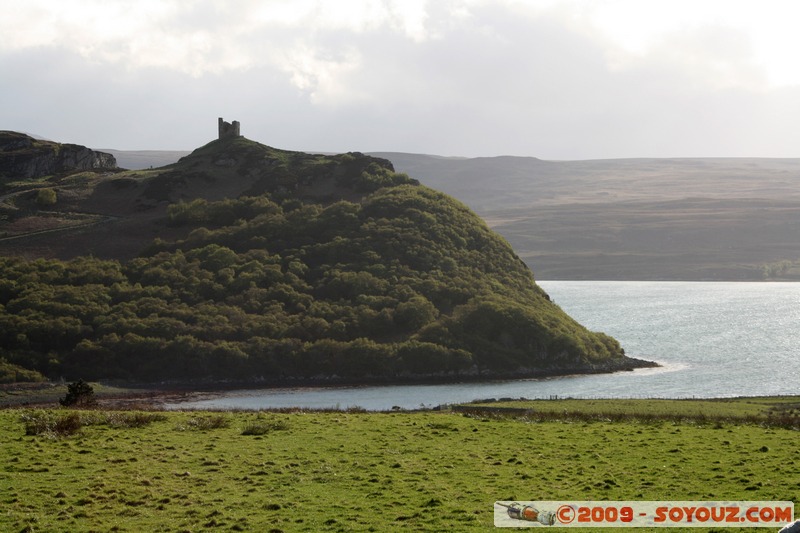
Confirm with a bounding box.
[167,281,800,411]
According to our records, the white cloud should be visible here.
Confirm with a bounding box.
[0,0,439,77]
[3,0,800,157]
[4,0,798,88]
[276,43,364,105]
[577,0,800,89]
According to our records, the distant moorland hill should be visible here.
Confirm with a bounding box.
[371,153,800,280]
[102,147,800,280]
[0,131,648,384]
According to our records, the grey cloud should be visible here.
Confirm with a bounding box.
[2,3,800,158]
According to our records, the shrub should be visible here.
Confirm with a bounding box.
[0,358,47,383]
[35,187,57,206]
[59,380,97,408]
[20,410,82,438]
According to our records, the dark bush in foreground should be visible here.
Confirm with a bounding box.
[59,380,97,408]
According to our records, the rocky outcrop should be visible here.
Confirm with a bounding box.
[0,131,117,179]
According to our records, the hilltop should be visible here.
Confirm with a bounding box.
[0,129,651,384]
[0,134,403,260]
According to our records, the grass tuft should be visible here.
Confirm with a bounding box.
[176,414,230,431]
[20,410,82,438]
[105,412,167,428]
[241,419,289,436]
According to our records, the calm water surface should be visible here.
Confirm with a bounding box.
[168,281,800,410]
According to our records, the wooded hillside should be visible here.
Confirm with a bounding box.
[0,135,649,383]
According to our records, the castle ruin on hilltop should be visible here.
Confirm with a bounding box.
[218,117,241,139]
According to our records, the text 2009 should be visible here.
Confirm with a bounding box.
[577,506,634,523]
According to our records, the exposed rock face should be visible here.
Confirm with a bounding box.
[0,131,117,179]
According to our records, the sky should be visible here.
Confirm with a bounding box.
[3,0,800,159]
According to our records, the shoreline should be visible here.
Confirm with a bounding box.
[108,355,660,395]
[0,356,658,409]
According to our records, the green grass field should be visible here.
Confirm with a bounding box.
[472,396,800,419]
[2,399,799,531]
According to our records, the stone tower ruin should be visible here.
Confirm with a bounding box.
[218,117,241,139]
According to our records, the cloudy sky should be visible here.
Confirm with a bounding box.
[3,0,800,159]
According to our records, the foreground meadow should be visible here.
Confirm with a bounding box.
[2,399,799,531]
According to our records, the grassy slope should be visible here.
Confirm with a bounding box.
[2,398,799,532]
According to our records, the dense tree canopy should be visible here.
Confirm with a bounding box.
[0,143,628,383]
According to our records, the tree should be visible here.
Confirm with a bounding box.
[394,295,438,331]
[59,379,97,408]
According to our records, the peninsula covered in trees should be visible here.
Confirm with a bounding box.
[0,131,653,384]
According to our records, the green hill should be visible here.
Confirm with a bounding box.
[0,134,652,383]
